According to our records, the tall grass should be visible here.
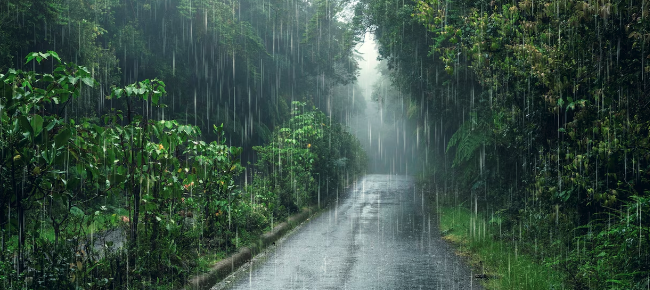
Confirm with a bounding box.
[438,206,565,290]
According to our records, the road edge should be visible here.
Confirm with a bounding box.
[182,206,316,290]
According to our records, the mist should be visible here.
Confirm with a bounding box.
[348,33,420,175]
[5,0,646,288]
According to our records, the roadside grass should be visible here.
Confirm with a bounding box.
[197,251,227,272]
[438,206,565,290]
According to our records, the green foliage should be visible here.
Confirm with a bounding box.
[562,196,650,289]
[363,0,650,287]
[439,205,566,289]
[0,54,243,289]
[253,101,367,216]
[0,0,366,286]
[0,53,366,288]
[254,102,325,213]
[446,113,489,167]
[0,0,361,151]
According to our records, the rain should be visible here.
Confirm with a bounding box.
[0,0,649,290]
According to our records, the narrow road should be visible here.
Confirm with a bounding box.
[218,175,482,289]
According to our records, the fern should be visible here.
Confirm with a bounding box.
[255,122,272,143]
[407,99,419,119]
[446,113,489,167]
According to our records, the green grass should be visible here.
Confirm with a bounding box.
[196,251,227,273]
[438,206,566,290]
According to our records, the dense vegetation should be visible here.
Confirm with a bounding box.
[0,0,366,148]
[357,0,649,288]
[4,0,649,288]
[0,0,366,289]
[0,52,365,289]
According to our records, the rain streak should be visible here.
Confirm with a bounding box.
[0,1,649,289]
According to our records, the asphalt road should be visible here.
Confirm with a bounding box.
[217,175,483,290]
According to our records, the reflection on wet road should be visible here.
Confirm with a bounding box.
[219,175,482,289]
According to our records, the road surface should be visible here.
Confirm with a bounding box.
[216,175,482,289]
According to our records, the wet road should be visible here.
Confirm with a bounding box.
[217,175,482,290]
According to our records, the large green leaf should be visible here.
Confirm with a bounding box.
[109,172,126,186]
[18,116,33,137]
[25,52,39,64]
[31,114,44,136]
[54,128,72,148]
[45,119,58,132]
[47,51,60,62]
[70,206,85,217]
[81,77,94,88]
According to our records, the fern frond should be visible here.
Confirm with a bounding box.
[407,99,419,119]
[446,113,490,167]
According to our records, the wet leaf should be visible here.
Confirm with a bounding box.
[54,128,71,148]
[70,206,85,217]
[18,116,33,137]
[81,77,94,87]
[30,114,43,136]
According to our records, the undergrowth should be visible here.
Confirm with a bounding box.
[438,206,565,290]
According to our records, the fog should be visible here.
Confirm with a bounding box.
[348,33,421,175]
